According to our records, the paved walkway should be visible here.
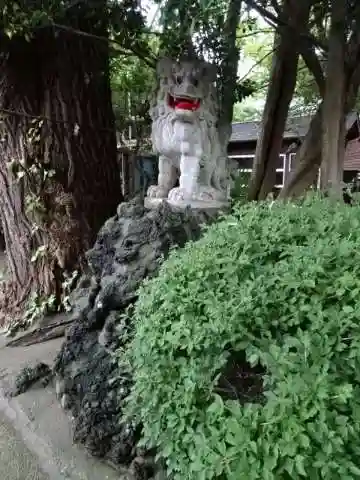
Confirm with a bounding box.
[0,337,122,480]
[0,412,48,480]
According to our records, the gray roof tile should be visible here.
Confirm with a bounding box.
[230,112,359,143]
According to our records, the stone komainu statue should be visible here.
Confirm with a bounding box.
[147,57,229,204]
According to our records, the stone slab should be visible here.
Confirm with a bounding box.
[144,197,230,214]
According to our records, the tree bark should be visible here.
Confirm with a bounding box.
[41,12,121,261]
[218,0,243,145]
[280,40,360,199]
[247,0,312,200]
[319,0,346,196]
[278,107,322,198]
[0,36,44,313]
[279,82,360,199]
[0,4,122,323]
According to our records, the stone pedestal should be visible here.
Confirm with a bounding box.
[144,197,230,215]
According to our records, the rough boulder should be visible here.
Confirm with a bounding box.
[50,198,220,478]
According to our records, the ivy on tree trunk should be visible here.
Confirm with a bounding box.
[0,4,122,324]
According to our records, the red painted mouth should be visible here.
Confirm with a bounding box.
[168,94,200,111]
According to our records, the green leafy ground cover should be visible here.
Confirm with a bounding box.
[126,196,360,479]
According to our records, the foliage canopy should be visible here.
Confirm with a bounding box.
[127,196,360,479]
[1,0,149,60]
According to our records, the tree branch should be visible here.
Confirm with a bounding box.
[243,0,327,52]
[46,23,157,68]
[218,0,243,132]
[243,0,325,96]
[237,48,274,83]
[346,30,360,73]
[269,0,281,15]
[299,41,325,96]
[236,29,273,40]
[0,107,115,133]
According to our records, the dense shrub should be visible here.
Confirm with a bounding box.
[126,196,360,480]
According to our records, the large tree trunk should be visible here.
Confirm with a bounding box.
[319,0,346,196]
[0,36,45,314]
[280,45,360,199]
[218,0,243,145]
[279,8,360,200]
[279,92,359,199]
[247,0,312,201]
[278,107,322,198]
[0,4,122,324]
[41,10,121,264]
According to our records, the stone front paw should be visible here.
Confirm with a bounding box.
[168,187,191,203]
[194,186,225,202]
[147,185,170,199]
[196,190,214,201]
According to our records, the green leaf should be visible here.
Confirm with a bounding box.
[348,464,360,477]
[295,455,307,476]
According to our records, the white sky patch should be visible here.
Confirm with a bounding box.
[142,0,161,29]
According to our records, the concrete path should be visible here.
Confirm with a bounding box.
[0,252,127,478]
[0,336,125,480]
[0,412,49,480]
